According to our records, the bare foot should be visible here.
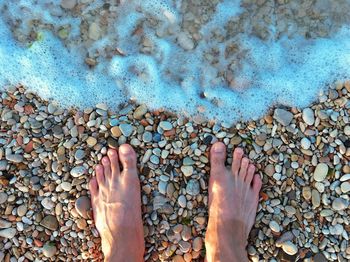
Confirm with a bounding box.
[205,142,262,262]
[89,145,145,262]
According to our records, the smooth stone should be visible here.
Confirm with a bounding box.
[158,181,167,195]
[0,219,11,229]
[75,196,91,219]
[300,137,311,150]
[150,155,160,165]
[17,204,27,217]
[179,240,191,253]
[111,126,122,137]
[178,195,187,208]
[86,137,97,147]
[302,187,312,200]
[332,197,349,211]
[340,174,350,182]
[276,232,294,245]
[320,209,334,217]
[183,157,195,166]
[6,154,23,163]
[0,192,8,204]
[41,198,55,210]
[313,253,327,262]
[186,179,200,196]
[313,163,329,182]
[40,215,58,231]
[181,166,193,177]
[193,237,203,252]
[302,108,315,125]
[269,220,280,232]
[273,109,293,126]
[61,182,72,191]
[344,125,350,136]
[0,228,16,238]
[281,241,298,255]
[166,183,175,198]
[311,189,320,208]
[142,131,153,143]
[109,118,119,127]
[0,160,7,171]
[42,242,57,258]
[159,121,173,131]
[74,149,85,160]
[341,182,350,193]
[88,22,101,40]
[119,123,133,137]
[133,105,147,119]
[70,166,87,178]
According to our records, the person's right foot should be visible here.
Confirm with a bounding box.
[205,142,262,262]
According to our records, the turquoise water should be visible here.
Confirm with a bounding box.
[0,0,349,125]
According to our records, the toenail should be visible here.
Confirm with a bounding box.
[120,145,132,155]
[213,143,225,153]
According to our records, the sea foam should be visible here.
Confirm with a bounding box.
[0,0,349,125]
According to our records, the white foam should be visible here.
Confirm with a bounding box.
[0,0,349,126]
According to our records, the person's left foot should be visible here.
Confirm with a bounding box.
[89,145,144,262]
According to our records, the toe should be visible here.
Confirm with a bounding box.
[210,142,227,172]
[245,164,255,184]
[107,149,120,177]
[231,147,244,176]
[238,157,249,180]
[102,156,112,181]
[119,144,137,173]
[89,177,98,197]
[252,174,262,193]
[95,164,105,185]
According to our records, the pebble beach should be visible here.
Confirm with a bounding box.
[1,81,350,261]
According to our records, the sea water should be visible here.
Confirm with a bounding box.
[0,0,349,125]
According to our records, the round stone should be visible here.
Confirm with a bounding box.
[119,123,133,137]
[311,189,321,207]
[41,198,55,210]
[74,149,85,160]
[269,221,280,232]
[341,182,350,193]
[42,242,57,258]
[17,204,27,217]
[40,216,58,231]
[111,126,122,137]
[133,105,147,119]
[142,131,153,143]
[313,163,329,182]
[75,196,91,219]
[186,179,200,196]
[300,137,311,150]
[61,182,72,191]
[344,125,350,136]
[302,108,315,125]
[150,155,160,165]
[158,181,167,195]
[0,228,16,239]
[86,137,97,147]
[281,241,298,255]
[70,166,87,178]
[0,192,8,204]
[332,198,349,211]
[181,166,193,177]
[193,237,203,252]
[178,195,187,208]
[159,121,173,131]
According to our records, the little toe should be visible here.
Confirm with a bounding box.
[210,142,227,173]
[252,174,263,194]
[107,149,120,177]
[119,144,137,174]
[245,164,255,184]
[238,157,249,180]
[102,156,112,181]
[95,164,105,185]
[231,147,244,176]
[89,177,98,197]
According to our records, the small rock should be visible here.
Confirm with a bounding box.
[178,195,187,208]
[158,181,167,195]
[61,182,72,191]
[341,182,350,193]
[133,105,147,119]
[70,166,87,178]
[88,22,101,41]
[40,215,58,231]
[60,0,76,9]
[313,163,329,182]
[41,198,55,210]
[150,155,160,165]
[344,125,350,136]
[312,189,320,208]
[42,242,57,258]
[313,253,327,262]
[75,196,91,219]
[193,237,203,252]
[269,220,280,232]
[86,137,97,147]
[159,121,173,131]
[281,241,298,255]
[17,204,27,217]
[181,166,193,177]
[332,197,349,211]
[0,160,7,171]
[300,137,311,150]
[6,154,23,163]
[0,219,11,229]
[0,228,16,238]
[186,179,200,196]
[0,192,8,204]
[302,187,312,200]
[74,149,85,160]
[142,131,153,143]
[111,126,122,137]
[302,108,315,125]
[119,123,133,137]
[273,109,293,126]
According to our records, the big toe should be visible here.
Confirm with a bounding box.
[119,144,137,175]
[210,142,227,172]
